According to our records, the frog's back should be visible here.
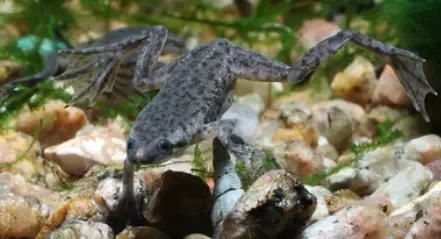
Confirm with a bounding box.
[135,39,235,132]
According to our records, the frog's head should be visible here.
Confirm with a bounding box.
[126,128,190,165]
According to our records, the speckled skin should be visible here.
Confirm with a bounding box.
[55,25,435,226]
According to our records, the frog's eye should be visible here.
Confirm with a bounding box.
[157,139,173,153]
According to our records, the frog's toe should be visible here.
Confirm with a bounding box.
[388,54,437,122]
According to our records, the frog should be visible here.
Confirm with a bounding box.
[0,26,186,108]
[51,25,436,225]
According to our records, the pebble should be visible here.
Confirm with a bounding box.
[234,80,283,107]
[0,172,52,197]
[312,99,366,124]
[254,119,284,149]
[47,220,115,239]
[384,183,441,238]
[183,233,212,239]
[325,144,409,195]
[272,124,319,148]
[0,60,22,84]
[325,189,362,214]
[331,56,377,106]
[0,195,50,238]
[315,106,353,152]
[278,100,313,126]
[372,64,411,107]
[391,181,441,217]
[221,102,260,144]
[403,191,441,239]
[0,130,39,165]
[143,171,212,239]
[370,160,433,211]
[403,134,441,165]
[116,226,170,239]
[301,203,387,239]
[384,208,420,239]
[427,160,441,180]
[367,105,409,124]
[315,137,339,162]
[271,89,327,110]
[304,185,332,222]
[236,94,265,115]
[75,120,127,140]
[392,116,430,141]
[0,130,54,186]
[274,140,324,180]
[144,154,196,176]
[44,133,127,177]
[14,100,88,149]
[297,19,341,50]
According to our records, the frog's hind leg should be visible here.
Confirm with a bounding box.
[52,52,122,107]
[0,52,62,105]
[58,25,169,93]
[195,119,280,170]
[229,30,437,122]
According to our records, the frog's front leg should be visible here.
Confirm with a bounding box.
[118,159,143,225]
[230,30,437,121]
[195,119,279,168]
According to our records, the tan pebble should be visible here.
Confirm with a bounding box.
[356,116,378,138]
[0,130,38,164]
[325,189,362,214]
[44,134,127,177]
[372,65,411,107]
[0,196,46,238]
[272,124,319,148]
[363,195,393,216]
[64,198,99,221]
[312,99,366,124]
[116,226,170,239]
[183,233,212,239]
[367,105,409,124]
[278,101,312,126]
[260,109,280,120]
[316,106,353,152]
[298,19,341,50]
[14,100,87,149]
[271,89,325,110]
[331,56,377,106]
[392,116,430,141]
[0,60,22,84]
[275,140,324,180]
[0,172,52,197]
[315,139,339,162]
[336,152,356,164]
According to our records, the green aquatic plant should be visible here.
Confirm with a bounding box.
[0,117,55,169]
[191,143,208,182]
[0,80,72,131]
[235,150,276,191]
[304,120,403,186]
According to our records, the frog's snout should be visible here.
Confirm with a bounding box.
[127,148,142,164]
[126,137,150,164]
[128,148,154,164]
